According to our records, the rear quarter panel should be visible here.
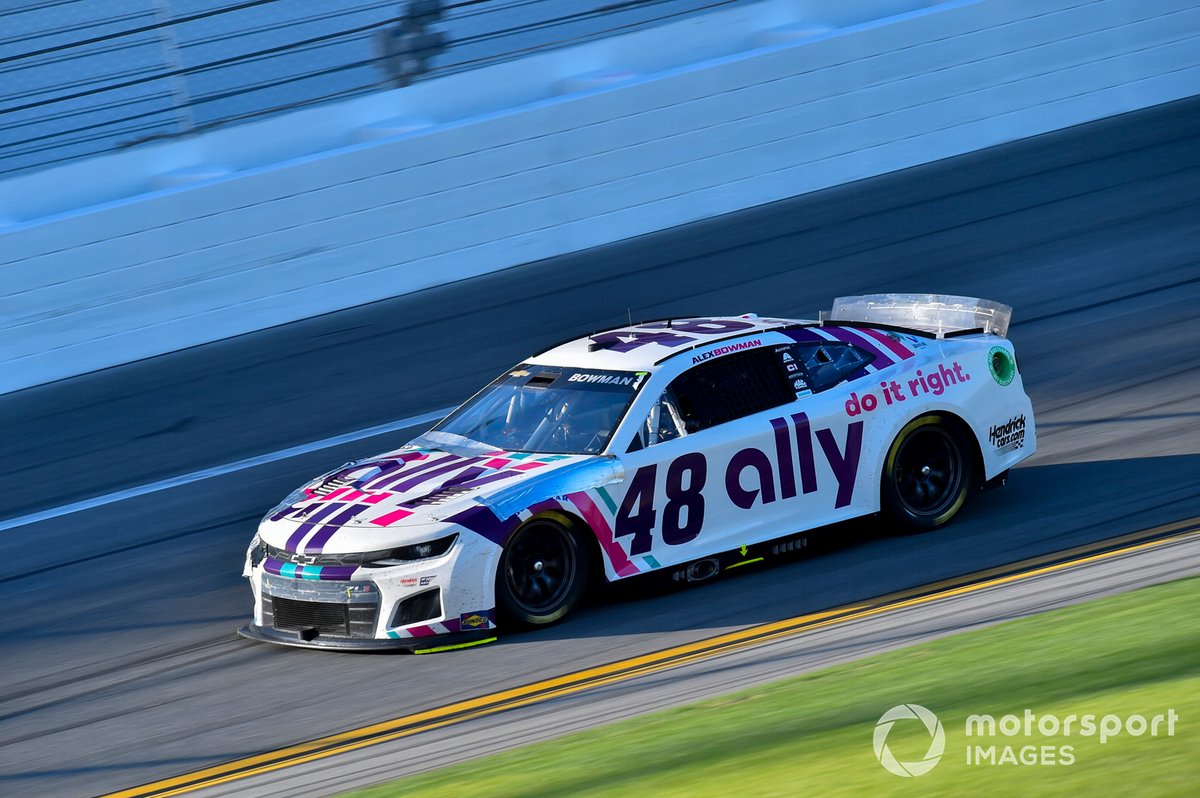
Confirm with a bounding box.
[852,334,1036,489]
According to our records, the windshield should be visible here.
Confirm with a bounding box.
[431,365,647,455]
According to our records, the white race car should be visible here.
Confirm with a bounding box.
[240,295,1035,651]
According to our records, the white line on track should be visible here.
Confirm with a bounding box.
[0,407,454,533]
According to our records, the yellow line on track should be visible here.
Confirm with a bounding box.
[104,517,1200,797]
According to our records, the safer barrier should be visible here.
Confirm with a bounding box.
[1,0,1196,394]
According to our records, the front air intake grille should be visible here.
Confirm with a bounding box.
[272,597,349,635]
[311,476,354,496]
[390,588,442,627]
[404,486,473,506]
[265,594,378,638]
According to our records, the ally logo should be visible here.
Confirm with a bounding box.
[873,704,945,777]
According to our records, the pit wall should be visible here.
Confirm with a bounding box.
[1,0,1196,394]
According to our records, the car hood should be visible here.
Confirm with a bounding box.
[262,444,622,544]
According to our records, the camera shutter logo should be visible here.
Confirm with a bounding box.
[873,704,945,777]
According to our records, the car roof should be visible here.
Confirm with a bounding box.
[525,315,812,372]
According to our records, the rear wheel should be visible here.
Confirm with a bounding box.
[881,415,973,531]
[497,515,589,626]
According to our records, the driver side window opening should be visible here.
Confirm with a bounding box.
[788,342,875,393]
[629,346,794,451]
[635,390,687,449]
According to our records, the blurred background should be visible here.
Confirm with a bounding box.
[1,0,753,178]
[0,1,1196,796]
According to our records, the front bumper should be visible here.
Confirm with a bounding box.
[236,622,495,652]
[242,531,502,651]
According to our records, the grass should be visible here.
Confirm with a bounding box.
[344,576,1200,797]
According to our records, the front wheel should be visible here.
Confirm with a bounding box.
[497,516,590,627]
[881,415,974,531]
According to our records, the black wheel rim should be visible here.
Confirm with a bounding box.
[505,523,575,614]
[893,427,962,516]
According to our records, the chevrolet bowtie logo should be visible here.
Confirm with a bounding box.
[292,553,318,565]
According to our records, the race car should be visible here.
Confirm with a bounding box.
[239,294,1035,651]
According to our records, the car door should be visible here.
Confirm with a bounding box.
[602,336,880,574]
[606,345,799,569]
[772,336,879,522]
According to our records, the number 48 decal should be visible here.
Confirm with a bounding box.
[614,454,708,555]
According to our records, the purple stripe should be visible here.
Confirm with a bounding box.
[360,454,441,491]
[366,453,462,491]
[316,566,359,581]
[440,466,487,488]
[445,504,515,546]
[780,328,827,344]
[284,503,347,550]
[263,559,359,581]
[354,452,429,489]
[269,504,299,522]
[820,327,894,368]
[454,470,522,490]
[304,503,371,553]
[391,457,486,493]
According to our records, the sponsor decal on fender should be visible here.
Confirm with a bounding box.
[460,612,490,629]
[988,346,1016,387]
[845,361,971,416]
[989,415,1026,454]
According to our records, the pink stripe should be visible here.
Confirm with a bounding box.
[364,452,457,491]
[857,327,913,359]
[484,458,511,469]
[567,492,640,578]
[339,490,366,502]
[319,487,352,502]
[371,507,414,526]
[406,625,436,637]
[512,462,547,471]
[363,492,390,504]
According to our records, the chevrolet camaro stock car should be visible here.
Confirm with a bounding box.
[240,294,1036,651]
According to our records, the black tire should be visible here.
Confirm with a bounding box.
[497,515,590,627]
[881,414,974,531]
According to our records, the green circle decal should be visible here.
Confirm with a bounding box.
[988,346,1015,386]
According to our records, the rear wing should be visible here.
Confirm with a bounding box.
[821,294,1011,339]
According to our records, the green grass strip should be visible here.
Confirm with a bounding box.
[345,576,1200,797]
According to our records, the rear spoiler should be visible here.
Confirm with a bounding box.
[821,294,1011,339]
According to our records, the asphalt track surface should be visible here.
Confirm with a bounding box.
[190,528,1200,797]
[1,96,1198,797]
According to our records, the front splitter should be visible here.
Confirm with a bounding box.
[237,623,497,653]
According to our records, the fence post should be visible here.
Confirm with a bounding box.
[151,0,196,134]
[374,0,447,87]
